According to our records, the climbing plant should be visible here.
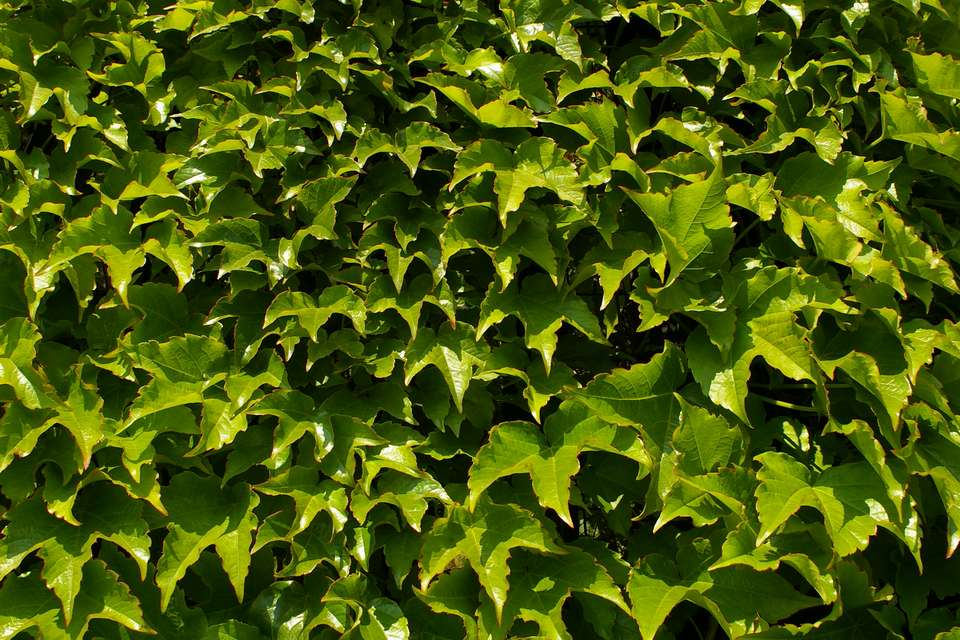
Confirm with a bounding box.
[1,0,960,638]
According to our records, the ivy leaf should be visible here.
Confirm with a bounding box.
[0,484,150,624]
[711,523,838,604]
[351,472,450,532]
[673,398,743,475]
[755,453,901,557]
[0,573,61,640]
[572,231,652,309]
[4,0,960,636]
[415,567,480,637]
[88,31,167,96]
[156,472,259,610]
[55,378,109,469]
[625,165,733,283]
[356,122,461,176]
[911,51,960,100]
[627,551,820,640]
[128,334,230,384]
[468,402,651,525]
[687,266,843,423]
[569,343,685,454]
[101,151,186,203]
[0,318,54,410]
[254,466,349,537]
[880,91,960,162]
[248,390,333,461]
[486,549,631,638]
[905,427,960,558]
[451,138,582,226]
[65,559,148,637]
[294,176,357,240]
[419,498,564,620]
[881,205,959,293]
[403,323,488,413]
[264,286,367,340]
[51,205,145,304]
[0,403,57,471]
[478,274,604,373]
[656,464,755,531]
[818,350,911,436]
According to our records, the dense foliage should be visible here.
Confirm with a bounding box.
[1,0,960,637]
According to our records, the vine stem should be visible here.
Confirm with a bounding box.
[753,394,820,412]
[704,618,719,640]
[751,383,851,389]
[733,217,762,247]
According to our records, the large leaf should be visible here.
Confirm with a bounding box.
[0,484,150,623]
[451,138,583,225]
[569,343,685,453]
[403,323,488,412]
[755,453,906,557]
[467,401,651,524]
[627,549,820,640]
[478,274,605,373]
[625,165,734,283]
[156,472,259,609]
[419,498,564,619]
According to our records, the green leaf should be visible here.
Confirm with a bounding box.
[65,559,148,637]
[352,472,450,531]
[673,397,743,475]
[755,453,902,557]
[625,164,734,283]
[881,205,959,293]
[569,343,685,453]
[880,91,960,162]
[627,550,820,640]
[101,152,186,203]
[0,573,61,640]
[156,473,259,610]
[911,52,960,100]
[478,274,604,373]
[294,176,357,239]
[0,318,53,410]
[403,323,487,412]
[711,523,838,603]
[818,350,911,436]
[468,402,651,525]
[488,549,631,638]
[687,265,843,423]
[655,464,755,531]
[451,138,582,226]
[419,498,564,620]
[0,484,150,624]
[255,466,349,537]
[415,567,480,637]
[264,286,367,340]
[249,390,333,461]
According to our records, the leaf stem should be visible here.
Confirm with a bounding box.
[704,617,719,640]
[753,394,820,412]
[751,383,851,389]
[733,217,762,247]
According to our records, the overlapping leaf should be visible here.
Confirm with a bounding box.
[1,0,959,637]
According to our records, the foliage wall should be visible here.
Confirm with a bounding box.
[2,0,960,638]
